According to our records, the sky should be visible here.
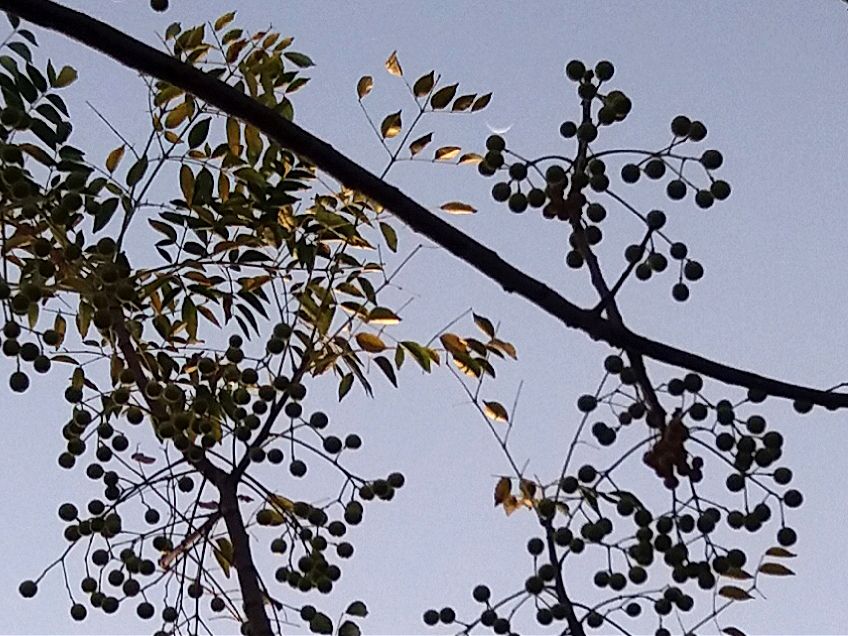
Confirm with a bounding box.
[2,1,848,635]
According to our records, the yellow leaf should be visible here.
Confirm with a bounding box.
[440,201,476,215]
[164,130,181,144]
[439,333,467,357]
[244,124,263,159]
[384,50,403,77]
[105,145,125,173]
[434,146,461,161]
[268,494,294,513]
[226,117,241,155]
[164,102,190,129]
[53,65,77,88]
[356,75,373,99]
[502,495,520,516]
[366,307,401,325]
[458,152,483,165]
[214,11,236,30]
[355,332,387,353]
[494,477,511,506]
[179,164,194,203]
[483,401,509,422]
[380,111,402,139]
[718,585,753,601]
[758,562,795,576]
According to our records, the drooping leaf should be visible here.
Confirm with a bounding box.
[494,476,511,506]
[412,70,435,97]
[379,222,398,252]
[718,585,753,600]
[440,201,476,215]
[408,132,432,157]
[126,156,149,187]
[105,145,124,173]
[355,332,386,353]
[758,562,795,576]
[379,111,402,139]
[483,401,509,422]
[356,75,373,99]
[384,50,402,77]
[472,92,492,111]
[373,356,397,387]
[430,83,458,109]
[338,373,354,400]
[434,146,461,161]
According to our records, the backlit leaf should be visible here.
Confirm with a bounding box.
[440,333,467,357]
[52,65,77,88]
[408,132,432,157]
[483,401,509,422]
[380,111,402,139]
[458,152,483,165]
[452,93,476,111]
[473,313,496,338]
[355,333,386,353]
[434,146,461,161]
[440,201,476,215]
[412,70,435,97]
[105,145,124,173]
[758,562,794,576]
[367,307,400,325]
[430,83,457,109]
[718,585,753,600]
[356,75,373,99]
[472,92,492,111]
[494,476,511,506]
[384,50,402,77]
[214,11,236,30]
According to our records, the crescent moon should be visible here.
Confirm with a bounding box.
[486,121,513,135]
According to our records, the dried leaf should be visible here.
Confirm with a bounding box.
[356,75,373,99]
[130,452,155,464]
[380,111,402,139]
[440,201,476,215]
[502,495,520,516]
[434,146,461,161]
[483,401,509,422]
[384,50,402,77]
[519,479,537,499]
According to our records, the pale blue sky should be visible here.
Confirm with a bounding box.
[3,1,848,635]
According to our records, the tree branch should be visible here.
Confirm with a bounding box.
[7,0,848,409]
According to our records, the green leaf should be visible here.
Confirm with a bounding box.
[345,601,368,617]
[430,83,458,109]
[374,355,397,387]
[412,70,435,97]
[338,373,354,401]
[52,65,77,88]
[338,621,361,636]
[181,297,198,340]
[401,341,434,372]
[188,117,211,148]
[126,156,149,187]
[284,51,314,68]
[379,222,398,252]
[8,41,31,63]
[309,612,333,634]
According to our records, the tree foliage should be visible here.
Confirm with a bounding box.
[0,4,818,636]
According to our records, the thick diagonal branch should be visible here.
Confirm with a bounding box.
[6,0,848,409]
